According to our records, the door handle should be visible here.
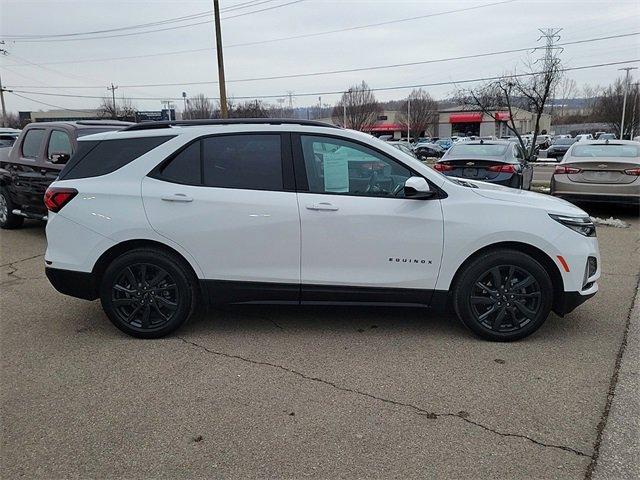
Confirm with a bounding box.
[161,193,193,203]
[306,202,339,211]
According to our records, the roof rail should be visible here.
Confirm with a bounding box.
[121,118,341,132]
[75,120,134,126]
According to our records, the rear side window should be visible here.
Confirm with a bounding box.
[60,136,174,180]
[202,134,282,190]
[47,130,73,157]
[158,142,201,185]
[21,129,46,158]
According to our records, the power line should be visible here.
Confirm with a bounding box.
[0,0,282,39]
[9,59,639,103]
[10,91,98,112]
[5,31,638,89]
[1,0,309,42]
[3,29,637,70]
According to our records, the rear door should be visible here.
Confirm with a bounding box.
[10,127,49,215]
[142,132,301,301]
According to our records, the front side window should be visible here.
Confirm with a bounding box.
[47,130,73,159]
[300,135,412,197]
[21,129,46,158]
[202,134,282,190]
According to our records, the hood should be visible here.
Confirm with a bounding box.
[455,178,587,215]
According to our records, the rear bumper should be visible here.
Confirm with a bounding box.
[45,267,98,300]
[551,175,640,204]
[444,172,520,188]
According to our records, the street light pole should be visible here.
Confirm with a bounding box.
[407,97,411,142]
[213,0,228,118]
[618,67,637,139]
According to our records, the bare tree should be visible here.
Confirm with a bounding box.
[457,45,562,160]
[557,77,577,117]
[3,111,21,128]
[183,93,214,119]
[593,77,640,139]
[98,95,136,121]
[332,81,381,131]
[582,84,602,116]
[229,99,269,118]
[396,89,439,139]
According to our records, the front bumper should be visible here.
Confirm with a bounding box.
[554,285,598,316]
[45,267,98,300]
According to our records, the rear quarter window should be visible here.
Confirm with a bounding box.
[59,136,175,180]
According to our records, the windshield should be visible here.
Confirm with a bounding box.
[572,144,639,158]
[449,143,508,157]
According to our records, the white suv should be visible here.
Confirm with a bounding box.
[44,120,600,341]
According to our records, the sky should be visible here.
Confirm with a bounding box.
[1,0,639,115]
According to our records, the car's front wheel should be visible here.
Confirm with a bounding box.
[0,187,24,229]
[99,248,198,338]
[452,249,553,341]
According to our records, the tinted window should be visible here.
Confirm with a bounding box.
[21,129,45,158]
[158,141,201,185]
[300,135,412,197]
[554,139,575,145]
[47,130,73,158]
[572,144,639,158]
[202,134,282,190]
[60,136,174,180]
[449,144,508,157]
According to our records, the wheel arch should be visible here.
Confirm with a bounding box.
[449,241,565,313]
[92,239,205,303]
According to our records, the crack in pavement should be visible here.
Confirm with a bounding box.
[176,336,589,458]
[0,253,44,268]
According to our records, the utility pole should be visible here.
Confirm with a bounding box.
[107,83,118,119]
[618,67,637,139]
[213,0,228,118]
[630,82,639,140]
[0,72,8,128]
[182,91,188,116]
[407,96,411,142]
[1,42,11,127]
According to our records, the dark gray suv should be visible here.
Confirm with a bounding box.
[0,120,131,228]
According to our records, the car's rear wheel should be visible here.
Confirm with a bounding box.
[100,248,197,338]
[452,249,553,341]
[0,187,24,229]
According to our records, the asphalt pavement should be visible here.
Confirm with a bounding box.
[1,204,638,479]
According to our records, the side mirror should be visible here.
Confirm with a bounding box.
[49,152,71,164]
[404,176,436,199]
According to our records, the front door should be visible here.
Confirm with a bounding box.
[142,133,301,302]
[294,134,444,304]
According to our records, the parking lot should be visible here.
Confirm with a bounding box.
[0,200,637,479]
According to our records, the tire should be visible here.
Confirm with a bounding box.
[99,248,198,338]
[452,249,553,341]
[0,187,24,229]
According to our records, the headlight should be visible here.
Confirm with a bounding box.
[549,214,596,237]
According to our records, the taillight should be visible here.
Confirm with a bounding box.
[554,165,582,174]
[487,164,516,173]
[44,187,78,213]
[434,163,454,171]
[624,168,640,176]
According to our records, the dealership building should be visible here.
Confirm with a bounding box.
[325,107,551,140]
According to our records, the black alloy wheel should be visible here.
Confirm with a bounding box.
[453,250,553,341]
[111,263,179,330]
[470,265,541,333]
[100,248,196,338]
